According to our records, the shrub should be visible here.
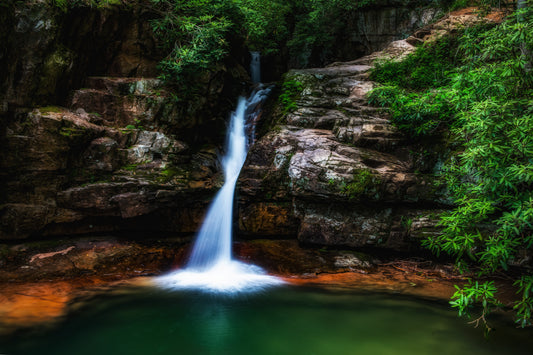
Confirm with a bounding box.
[370,35,460,90]
[279,79,303,113]
[370,5,533,330]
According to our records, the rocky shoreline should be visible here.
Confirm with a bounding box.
[0,235,467,335]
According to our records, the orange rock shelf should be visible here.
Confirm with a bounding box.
[0,265,462,335]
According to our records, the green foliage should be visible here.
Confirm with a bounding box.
[59,127,85,137]
[368,86,455,136]
[279,79,303,113]
[50,0,122,11]
[287,0,375,66]
[158,167,182,182]
[450,280,501,334]
[38,106,63,114]
[148,0,291,95]
[233,0,291,55]
[514,275,533,327]
[439,0,512,14]
[148,0,390,91]
[448,0,470,11]
[368,35,463,136]
[371,5,533,329]
[122,163,139,171]
[340,169,380,199]
[150,0,235,94]
[400,216,413,232]
[370,35,460,90]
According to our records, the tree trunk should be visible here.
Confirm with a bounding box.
[517,0,531,72]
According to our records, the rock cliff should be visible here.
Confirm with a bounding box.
[0,1,449,243]
[238,40,450,252]
[237,7,502,251]
[1,76,228,239]
[0,1,248,239]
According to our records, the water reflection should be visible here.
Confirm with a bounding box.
[2,286,532,355]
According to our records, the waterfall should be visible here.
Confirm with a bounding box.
[186,88,269,271]
[250,51,261,83]
[156,84,282,293]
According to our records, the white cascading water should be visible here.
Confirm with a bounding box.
[250,51,261,83]
[156,60,282,293]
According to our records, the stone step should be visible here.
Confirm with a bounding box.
[291,64,372,79]
[287,108,347,130]
[333,122,403,152]
[286,106,390,131]
[69,76,168,128]
[70,87,167,129]
[84,77,162,96]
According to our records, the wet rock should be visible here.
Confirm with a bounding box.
[110,192,160,219]
[0,101,215,239]
[238,202,298,237]
[297,205,393,247]
[0,2,163,109]
[405,35,424,46]
[288,5,440,68]
[1,3,492,246]
[125,130,188,166]
[333,253,372,269]
[83,137,121,172]
[0,238,184,282]
[70,77,170,129]
[330,39,417,67]
[238,22,454,251]
[234,239,377,275]
[0,204,55,240]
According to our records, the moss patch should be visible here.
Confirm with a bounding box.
[279,79,303,113]
[39,106,64,114]
[157,167,183,183]
[59,127,85,137]
[341,169,381,200]
[121,164,139,171]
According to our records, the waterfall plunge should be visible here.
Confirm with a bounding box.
[156,72,282,293]
[185,98,248,271]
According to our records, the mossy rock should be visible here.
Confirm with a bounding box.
[338,169,382,200]
[59,127,86,138]
[36,45,75,100]
[38,106,64,114]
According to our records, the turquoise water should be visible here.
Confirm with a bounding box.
[1,286,532,355]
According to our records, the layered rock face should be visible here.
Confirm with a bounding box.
[0,1,453,245]
[0,2,247,240]
[239,7,503,250]
[0,2,161,110]
[238,40,450,251]
[0,2,248,139]
[305,5,439,67]
[0,76,226,239]
[263,3,440,81]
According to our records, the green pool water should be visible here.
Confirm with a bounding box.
[1,285,532,355]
